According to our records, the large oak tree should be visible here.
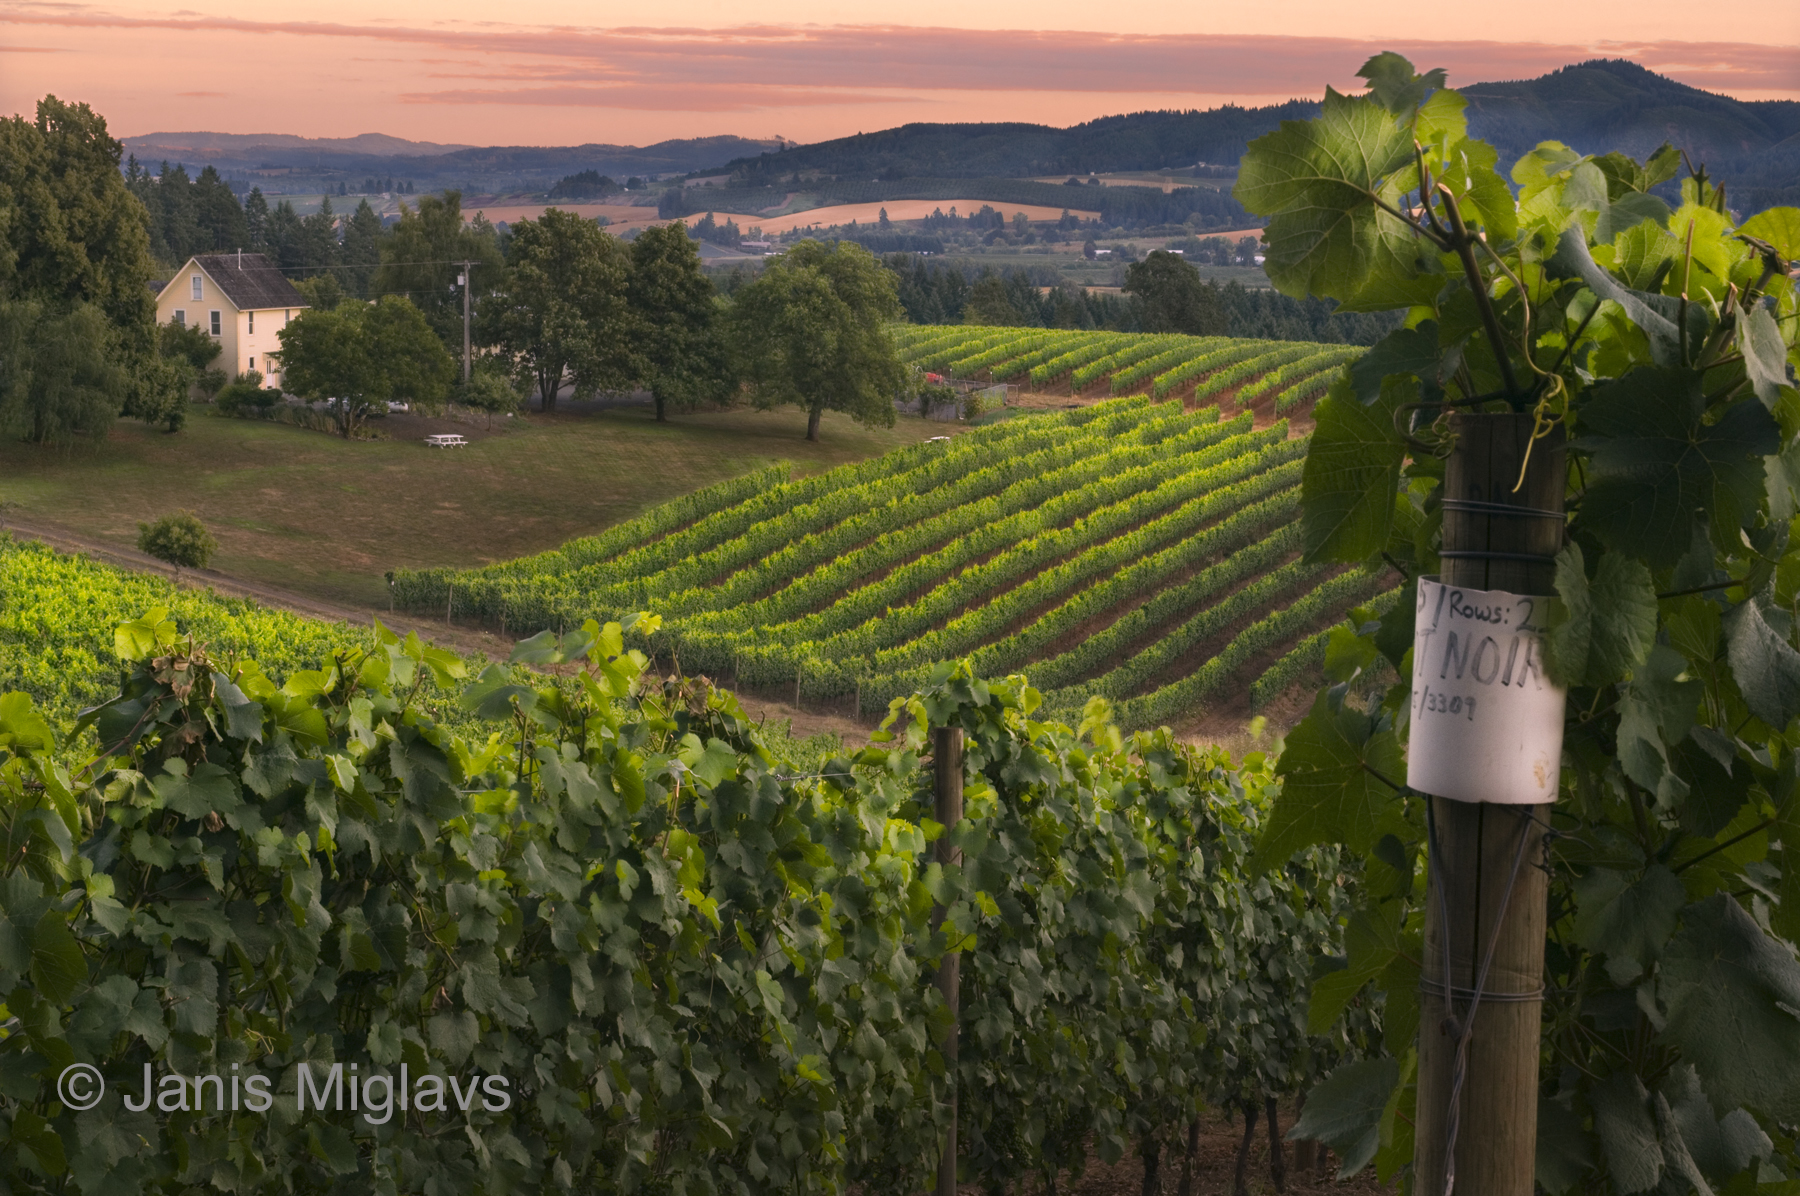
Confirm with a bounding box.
[728,240,904,441]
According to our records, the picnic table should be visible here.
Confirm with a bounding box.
[424,433,468,448]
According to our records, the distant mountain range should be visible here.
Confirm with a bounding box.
[711,61,1798,211]
[118,132,795,193]
[122,62,1798,214]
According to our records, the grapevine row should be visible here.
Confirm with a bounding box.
[1231,346,1359,408]
[1192,343,1321,404]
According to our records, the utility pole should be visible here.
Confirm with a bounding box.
[933,725,964,1196]
[1412,412,1564,1196]
[459,260,473,385]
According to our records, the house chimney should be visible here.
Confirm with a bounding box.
[237,247,242,268]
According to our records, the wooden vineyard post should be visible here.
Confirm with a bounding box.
[933,725,964,1196]
[1413,412,1562,1196]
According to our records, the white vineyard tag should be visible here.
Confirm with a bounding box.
[1406,577,1566,805]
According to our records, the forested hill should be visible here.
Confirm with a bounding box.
[709,60,1799,209]
[716,102,1323,181]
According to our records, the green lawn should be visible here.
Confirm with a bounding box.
[0,404,951,609]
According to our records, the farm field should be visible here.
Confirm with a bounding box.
[466,198,1105,236]
[0,404,947,610]
[394,330,1393,731]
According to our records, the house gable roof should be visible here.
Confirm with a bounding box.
[180,253,309,311]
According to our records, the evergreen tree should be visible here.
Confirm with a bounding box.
[265,200,303,271]
[297,195,338,273]
[243,187,270,253]
[340,199,384,297]
[154,161,199,262]
[192,166,249,255]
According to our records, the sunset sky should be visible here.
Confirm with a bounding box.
[3,0,1797,146]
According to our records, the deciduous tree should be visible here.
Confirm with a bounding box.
[627,222,729,421]
[276,296,453,437]
[373,190,502,347]
[728,239,904,441]
[484,208,631,413]
[1124,250,1225,335]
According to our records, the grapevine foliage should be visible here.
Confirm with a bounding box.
[0,604,1370,1193]
[1237,53,1800,1191]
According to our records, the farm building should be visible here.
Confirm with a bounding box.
[154,252,308,388]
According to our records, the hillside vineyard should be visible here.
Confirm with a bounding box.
[393,328,1399,727]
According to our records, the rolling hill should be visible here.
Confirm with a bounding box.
[389,327,1384,730]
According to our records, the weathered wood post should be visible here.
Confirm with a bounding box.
[934,724,964,1196]
[1412,412,1563,1195]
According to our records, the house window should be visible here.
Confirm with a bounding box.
[210,311,221,336]
[191,275,202,300]
[248,311,255,334]
[248,356,256,372]
[172,310,185,327]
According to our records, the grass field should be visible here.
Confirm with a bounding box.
[0,404,951,609]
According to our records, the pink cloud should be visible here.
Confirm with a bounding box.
[3,10,1794,98]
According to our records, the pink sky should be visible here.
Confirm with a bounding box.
[3,0,1797,145]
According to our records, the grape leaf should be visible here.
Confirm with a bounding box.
[1590,1070,1663,1194]
[1234,89,1434,307]
[1723,595,1800,730]
[1571,865,1684,985]
[1256,691,1405,870]
[1301,372,1408,563]
[1659,893,1800,1121]
[1575,367,1779,568]
[1742,305,1793,410]
[1286,1055,1398,1175]
[1546,543,1657,687]
[1739,206,1800,260]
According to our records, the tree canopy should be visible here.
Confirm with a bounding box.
[373,191,503,347]
[276,296,454,437]
[728,240,904,441]
[483,208,632,413]
[627,222,727,422]
[1124,250,1226,335]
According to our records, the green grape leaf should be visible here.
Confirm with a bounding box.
[1287,1055,1398,1175]
[1594,192,1672,245]
[1349,321,1455,406]
[1742,305,1793,410]
[29,908,85,1004]
[1575,368,1780,568]
[1659,893,1800,1121]
[149,759,241,820]
[1536,1094,1596,1194]
[1723,595,1800,730]
[1571,865,1685,986]
[1548,227,1687,367]
[1660,1063,1772,1179]
[1235,89,1436,307]
[1437,137,1518,244]
[1738,206,1800,261]
[1356,52,1446,117]
[1546,543,1657,687]
[1301,372,1409,563]
[1257,691,1405,870]
[1589,1070,1663,1194]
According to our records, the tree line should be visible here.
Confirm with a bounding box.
[879,253,1401,344]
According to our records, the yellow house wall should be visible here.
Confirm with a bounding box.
[153,261,301,390]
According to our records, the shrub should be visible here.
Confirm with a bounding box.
[135,511,216,580]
